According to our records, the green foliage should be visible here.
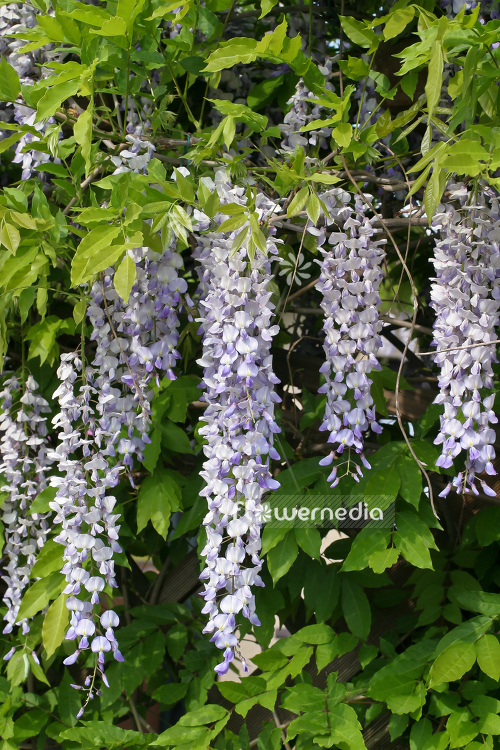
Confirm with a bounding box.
[0,0,500,747]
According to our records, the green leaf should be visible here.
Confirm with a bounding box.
[365,463,401,501]
[153,682,189,707]
[424,166,445,225]
[71,224,122,285]
[394,509,437,569]
[137,468,182,538]
[28,486,57,516]
[342,528,391,572]
[17,572,64,620]
[0,131,24,154]
[251,649,288,670]
[476,506,500,546]
[309,173,341,185]
[428,641,476,687]
[0,58,21,102]
[295,623,335,645]
[259,0,278,17]
[409,718,432,750]
[331,123,352,148]
[384,7,415,41]
[73,298,87,326]
[475,634,500,681]
[304,561,341,622]
[42,593,69,658]
[204,40,258,72]
[477,713,500,735]
[267,532,298,584]
[294,528,321,559]
[287,186,309,218]
[114,253,136,303]
[74,107,93,176]
[178,705,228,726]
[160,419,194,454]
[339,15,378,49]
[35,78,81,122]
[425,40,443,118]
[369,548,399,574]
[31,540,63,579]
[341,577,371,640]
[315,702,365,750]
[61,721,152,750]
[0,222,20,254]
[397,456,422,508]
[208,99,267,131]
[166,623,188,662]
[454,590,500,617]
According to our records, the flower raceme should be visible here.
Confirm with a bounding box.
[193,171,281,675]
[46,238,187,710]
[0,375,52,644]
[431,183,500,498]
[312,189,386,485]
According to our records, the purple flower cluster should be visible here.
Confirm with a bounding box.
[0,375,51,639]
[279,59,335,155]
[48,352,124,706]
[430,183,500,498]
[312,190,386,484]
[87,243,189,478]
[46,238,188,709]
[193,171,281,675]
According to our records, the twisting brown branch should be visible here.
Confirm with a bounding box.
[341,154,439,519]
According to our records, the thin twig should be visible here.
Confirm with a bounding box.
[273,711,293,750]
[62,167,102,215]
[419,338,500,356]
[128,697,145,734]
[289,307,434,335]
[286,276,319,303]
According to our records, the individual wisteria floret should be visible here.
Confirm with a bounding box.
[87,241,190,479]
[0,374,51,643]
[193,170,281,675]
[48,352,124,710]
[430,183,500,498]
[312,189,386,485]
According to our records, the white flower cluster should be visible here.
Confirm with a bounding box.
[0,375,51,640]
[431,183,500,497]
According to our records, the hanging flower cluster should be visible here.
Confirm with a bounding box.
[430,183,500,498]
[312,190,386,484]
[46,238,188,709]
[193,171,281,675]
[87,241,189,479]
[0,375,51,643]
[48,351,124,710]
[279,58,335,155]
